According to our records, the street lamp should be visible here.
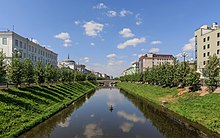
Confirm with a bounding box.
[181,52,188,63]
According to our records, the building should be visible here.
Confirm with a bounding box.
[194,22,220,73]
[58,55,76,70]
[122,62,139,76]
[0,31,58,66]
[138,53,174,72]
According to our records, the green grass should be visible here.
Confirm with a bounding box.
[0,81,97,138]
[117,82,220,133]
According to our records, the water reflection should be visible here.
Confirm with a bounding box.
[19,88,219,138]
[19,91,95,138]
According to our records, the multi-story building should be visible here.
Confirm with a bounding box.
[139,53,174,72]
[122,62,139,76]
[58,55,76,70]
[0,31,58,66]
[194,22,220,73]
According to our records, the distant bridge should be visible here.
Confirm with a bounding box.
[97,80,120,86]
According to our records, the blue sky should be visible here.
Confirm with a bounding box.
[1,0,220,77]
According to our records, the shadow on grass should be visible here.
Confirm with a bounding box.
[2,88,49,105]
[49,85,77,96]
[56,84,83,95]
[0,93,40,112]
[42,85,72,97]
[19,87,60,103]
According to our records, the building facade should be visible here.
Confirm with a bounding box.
[139,53,174,72]
[58,56,76,70]
[0,31,58,66]
[194,22,220,73]
[122,62,139,76]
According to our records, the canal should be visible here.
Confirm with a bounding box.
[19,87,206,138]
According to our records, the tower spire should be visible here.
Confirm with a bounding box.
[68,53,70,59]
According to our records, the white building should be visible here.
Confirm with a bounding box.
[0,31,58,66]
[194,22,220,73]
[58,55,76,70]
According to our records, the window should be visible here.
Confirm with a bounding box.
[203,53,206,57]
[24,43,26,49]
[203,61,206,65]
[29,45,31,51]
[207,52,210,56]
[19,41,22,48]
[218,41,220,46]
[38,49,40,54]
[24,53,26,58]
[217,33,220,38]
[203,38,206,42]
[35,47,37,53]
[32,46,34,52]
[207,36,210,41]
[207,44,210,49]
[15,39,18,46]
[2,38,7,45]
[203,45,206,50]
[217,50,220,54]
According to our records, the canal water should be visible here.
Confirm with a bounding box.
[19,88,207,138]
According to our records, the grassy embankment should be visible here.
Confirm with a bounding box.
[0,81,97,138]
[117,82,220,133]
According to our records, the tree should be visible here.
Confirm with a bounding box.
[22,58,34,85]
[0,50,6,82]
[204,54,220,92]
[186,69,200,91]
[34,61,45,84]
[7,58,23,87]
[44,63,53,83]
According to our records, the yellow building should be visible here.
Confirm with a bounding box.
[195,22,220,73]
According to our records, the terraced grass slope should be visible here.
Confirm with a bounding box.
[0,81,97,138]
[117,82,220,133]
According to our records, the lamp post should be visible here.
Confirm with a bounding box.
[12,48,21,60]
[181,52,188,80]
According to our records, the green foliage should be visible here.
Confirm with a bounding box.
[118,82,220,133]
[22,58,34,85]
[34,61,45,84]
[44,63,54,83]
[0,82,97,138]
[0,50,6,82]
[7,58,23,87]
[204,54,220,92]
[120,61,191,87]
[186,69,200,91]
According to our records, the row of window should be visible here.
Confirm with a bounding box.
[203,50,220,57]
[203,33,220,42]
[203,41,220,50]
[15,39,56,60]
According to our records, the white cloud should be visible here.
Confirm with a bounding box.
[117,37,146,49]
[117,111,146,123]
[83,21,104,37]
[132,53,137,57]
[119,9,133,17]
[135,14,143,25]
[80,57,90,63]
[63,43,71,47]
[149,48,159,53]
[54,32,70,40]
[74,20,80,25]
[175,53,182,58]
[119,122,134,133]
[183,37,195,51]
[106,53,117,59]
[64,39,72,43]
[90,43,95,46]
[54,32,72,47]
[119,28,135,38]
[93,3,107,9]
[83,123,103,138]
[31,39,39,44]
[107,10,117,17]
[151,40,162,45]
